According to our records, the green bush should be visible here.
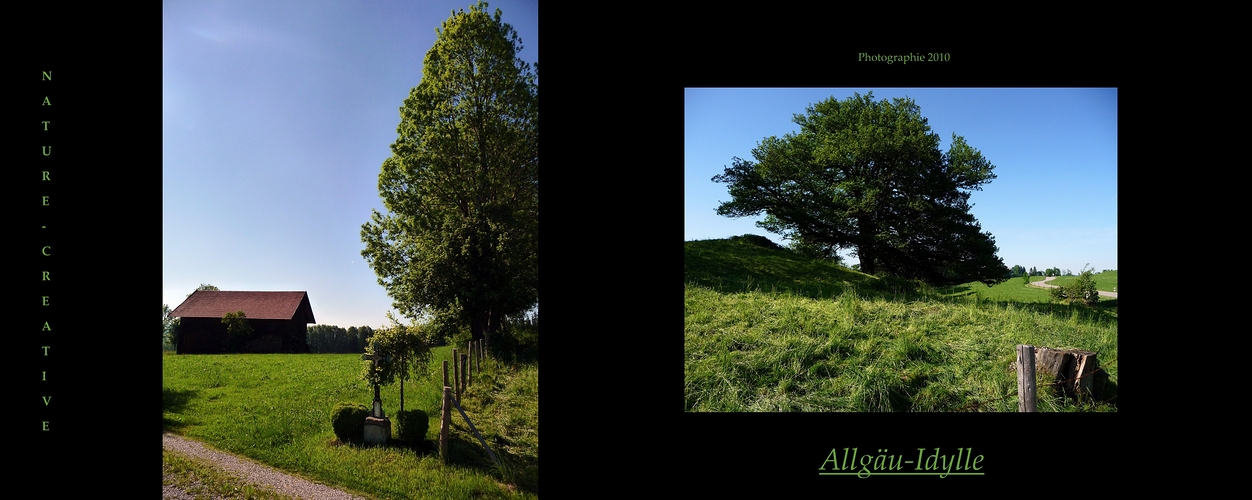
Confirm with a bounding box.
[1070,266,1100,305]
[786,237,842,263]
[1047,265,1099,305]
[394,409,430,445]
[331,402,370,444]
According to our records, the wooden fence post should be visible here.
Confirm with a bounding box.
[1016,344,1037,412]
[441,386,451,462]
[461,353,469,395]
[442,360,448,392]
[452,348,460,400]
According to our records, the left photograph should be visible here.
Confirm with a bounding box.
[162,1,539,498]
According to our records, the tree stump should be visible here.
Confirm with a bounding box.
[1033,347,1107,400]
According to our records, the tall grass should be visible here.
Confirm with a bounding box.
[684,237,1118,412]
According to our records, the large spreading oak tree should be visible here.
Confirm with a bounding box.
[361,1,537,348]
[713,92,1008,287]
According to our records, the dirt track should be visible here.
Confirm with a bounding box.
[163,432,364,500]
[1028,275,1118,299]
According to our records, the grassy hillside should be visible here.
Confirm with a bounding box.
[684,236,1118,412]
[1046,270,1118,292]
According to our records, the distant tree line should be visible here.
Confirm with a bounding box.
[307,324,376,354]
[1009,265,1076,278]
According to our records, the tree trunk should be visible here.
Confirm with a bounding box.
[857,214,879,275]
[858,244,877,275]
[470,312,486,342]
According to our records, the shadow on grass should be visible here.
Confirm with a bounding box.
[379,435,538,495]
[1009,300,1119,327]
[939,284,973,297]
[453,435,539,495]
[1097,378,1118,408]
[162,387,198,431]
[1041,377,1119,412]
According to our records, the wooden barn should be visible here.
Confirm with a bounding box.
[170,291,315,354]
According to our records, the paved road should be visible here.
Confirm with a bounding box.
[1028,275,1118,299]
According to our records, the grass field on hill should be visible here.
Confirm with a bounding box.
[1046,270,1117,292]
[162,348,538,498]
[684,236,1118,412]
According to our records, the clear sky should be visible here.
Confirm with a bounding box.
[162,1,538,329]
[685,88,1118,276]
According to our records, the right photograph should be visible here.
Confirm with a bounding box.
[684,88,1117,412]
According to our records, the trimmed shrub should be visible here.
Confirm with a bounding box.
[394,409,430,445]
[331,402,370,444]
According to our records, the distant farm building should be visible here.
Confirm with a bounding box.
[170,291,315,354]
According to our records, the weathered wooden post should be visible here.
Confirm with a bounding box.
[442,360,449,392]
[452,348,460,400]
[1016,344,1037,412]
[1074,353,1095,398]
[461,353,469,395]
[441,385,451,461]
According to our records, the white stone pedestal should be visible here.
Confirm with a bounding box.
[364,416,391,445]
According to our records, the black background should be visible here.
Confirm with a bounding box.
[19,5,156,494]
[17,7,1166,496]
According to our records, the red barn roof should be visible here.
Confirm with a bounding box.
[170,291,315,323]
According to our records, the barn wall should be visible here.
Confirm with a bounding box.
[177,317,228,353]
[177,318,310,354]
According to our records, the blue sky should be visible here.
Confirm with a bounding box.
[685,88,1118,276]
[162,1,538,328]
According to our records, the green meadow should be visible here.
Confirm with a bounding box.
[684,236,1118,412]
[162,347,538,499]
[1046,270,1117,293]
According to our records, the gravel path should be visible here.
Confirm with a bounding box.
[1028,275,1118,299]
[163,432,365,500]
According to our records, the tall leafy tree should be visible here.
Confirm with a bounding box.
[361,1,538,348]
[162,304,179,348]
[221,311,253,352]
[715,91,1008,287]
